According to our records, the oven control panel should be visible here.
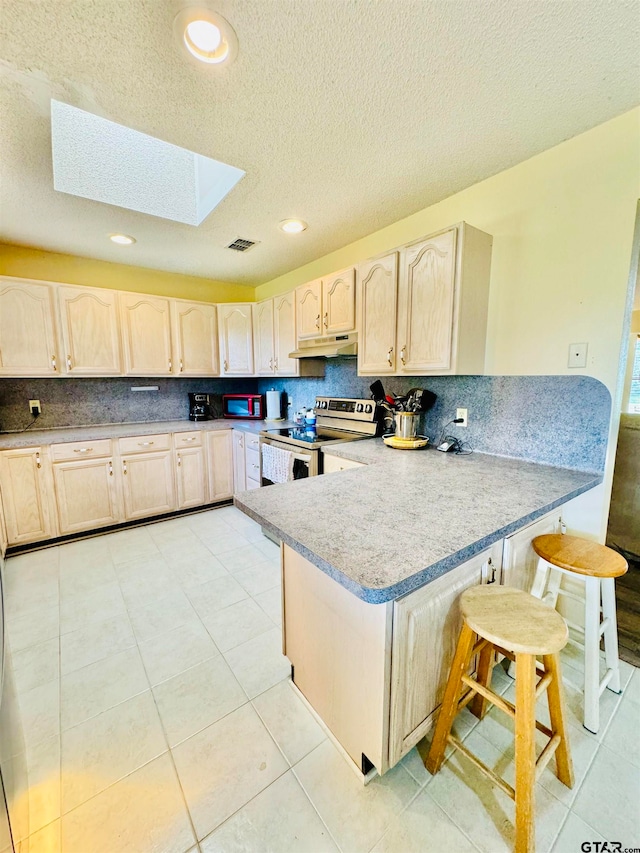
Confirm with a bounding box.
[314,397,376,421]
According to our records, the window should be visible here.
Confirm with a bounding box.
[630,335,640,413]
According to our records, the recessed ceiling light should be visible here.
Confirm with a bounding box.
[174,8,238,66]
[109,234,136,245]
[279,219,308,234]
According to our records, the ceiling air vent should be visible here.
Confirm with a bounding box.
[227,237,257,252]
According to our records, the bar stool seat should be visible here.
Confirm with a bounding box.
[529,534,628,734]
[426,585,574,853]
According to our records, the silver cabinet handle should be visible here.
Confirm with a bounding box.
[181,436,197,442]
[323,312,328,329]
[138,441,154,447]
[108,461,113,476]
[123,460,127,474]
[400,345,407,365]
[67,354,72,370]
[387,346,393,366]
[73,448,93,453]
[51,355,57,371]
[223,359,228,372]
[315,314,320,329]
[36,452,41,469]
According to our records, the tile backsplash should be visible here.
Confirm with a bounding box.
[0,361,610,473]
[258,359,611,472]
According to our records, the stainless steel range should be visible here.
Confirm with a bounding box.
[260,396,378,483]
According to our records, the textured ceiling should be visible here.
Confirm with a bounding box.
[1,0,639,286]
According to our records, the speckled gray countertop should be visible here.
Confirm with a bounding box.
[0,418,288,449]
[235,440,601,604]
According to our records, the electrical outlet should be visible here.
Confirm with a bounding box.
[29,399,41,416]
[456,407,468,427]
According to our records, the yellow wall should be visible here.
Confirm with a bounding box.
[257,108,640,537]
[0,243,254,303]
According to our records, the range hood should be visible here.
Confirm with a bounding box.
[289,332,358,359]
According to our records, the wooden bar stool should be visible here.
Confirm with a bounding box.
[426,586,574,853]
[529,534,628,734]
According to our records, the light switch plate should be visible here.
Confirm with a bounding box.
[568,343,588,368]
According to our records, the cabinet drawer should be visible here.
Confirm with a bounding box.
[119,433,171,454]
[51,439,113,462]
[174,431,203,448]
[246,476,261,490]
[245,433,260,452]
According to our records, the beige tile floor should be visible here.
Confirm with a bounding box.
[5,505,639,853]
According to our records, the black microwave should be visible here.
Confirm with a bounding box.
[222,394,264,419]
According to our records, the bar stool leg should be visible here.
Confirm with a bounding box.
[601,577,622,694]
[583,576,601,733]
[470,641,494,720]
[514,652,536,853]
[426,623,476,775]
[542,653,574,788]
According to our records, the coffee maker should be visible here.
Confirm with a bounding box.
[188,393,213,421]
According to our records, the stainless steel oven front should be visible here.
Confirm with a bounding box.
[259,435,319,484]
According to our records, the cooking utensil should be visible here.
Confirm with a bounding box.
[369,380,386,402]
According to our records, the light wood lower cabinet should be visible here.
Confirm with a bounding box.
[0,448,56,545]
[208,431,234,501]
[119,436,176,520]
[501,509,562,591]
[283,540,501,775]
[53,456,122,534]
[174,433,207,510]
[322,453,365,474]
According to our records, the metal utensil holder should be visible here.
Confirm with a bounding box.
[394,412,420,439]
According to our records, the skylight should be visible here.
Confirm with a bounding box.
[50,100,245,226]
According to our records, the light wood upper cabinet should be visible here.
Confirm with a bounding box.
[358,223,492,376]
[0,447,56,545]
[253,299,275,375]
[57,285,121,375]
[172,300,219,376]
[296,280,322,339]
[0,278,59,376]
[208,430,234,502]
[274,291,299,376]
[397,229,457,373]
[322,267,355,334]
[219,304,254,375]
[357,252,399,374]
[119,293,173,376]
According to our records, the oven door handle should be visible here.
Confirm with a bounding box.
[260,441,312,464]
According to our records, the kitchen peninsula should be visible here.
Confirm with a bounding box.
[235,442,601,777]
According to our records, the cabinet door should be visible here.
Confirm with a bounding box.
[120,450,176,519]
[253,300,275,375]
[322,267,355,334]
[57,285,122,375]
[0,448,55,545]
[397,228,457,373]
[53,458,122,534]
[208,431,234,501]
[296,280,322,339]
[0,278,58,376]
[357,253,398,374]
[232,430,247,493]
[388,543,500,766]
[173,300,219,376]
[501,510,562,592]
[175,446,207,509]
[273,292,299,376]
[219,304,254,375]
[119,293,173,375]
